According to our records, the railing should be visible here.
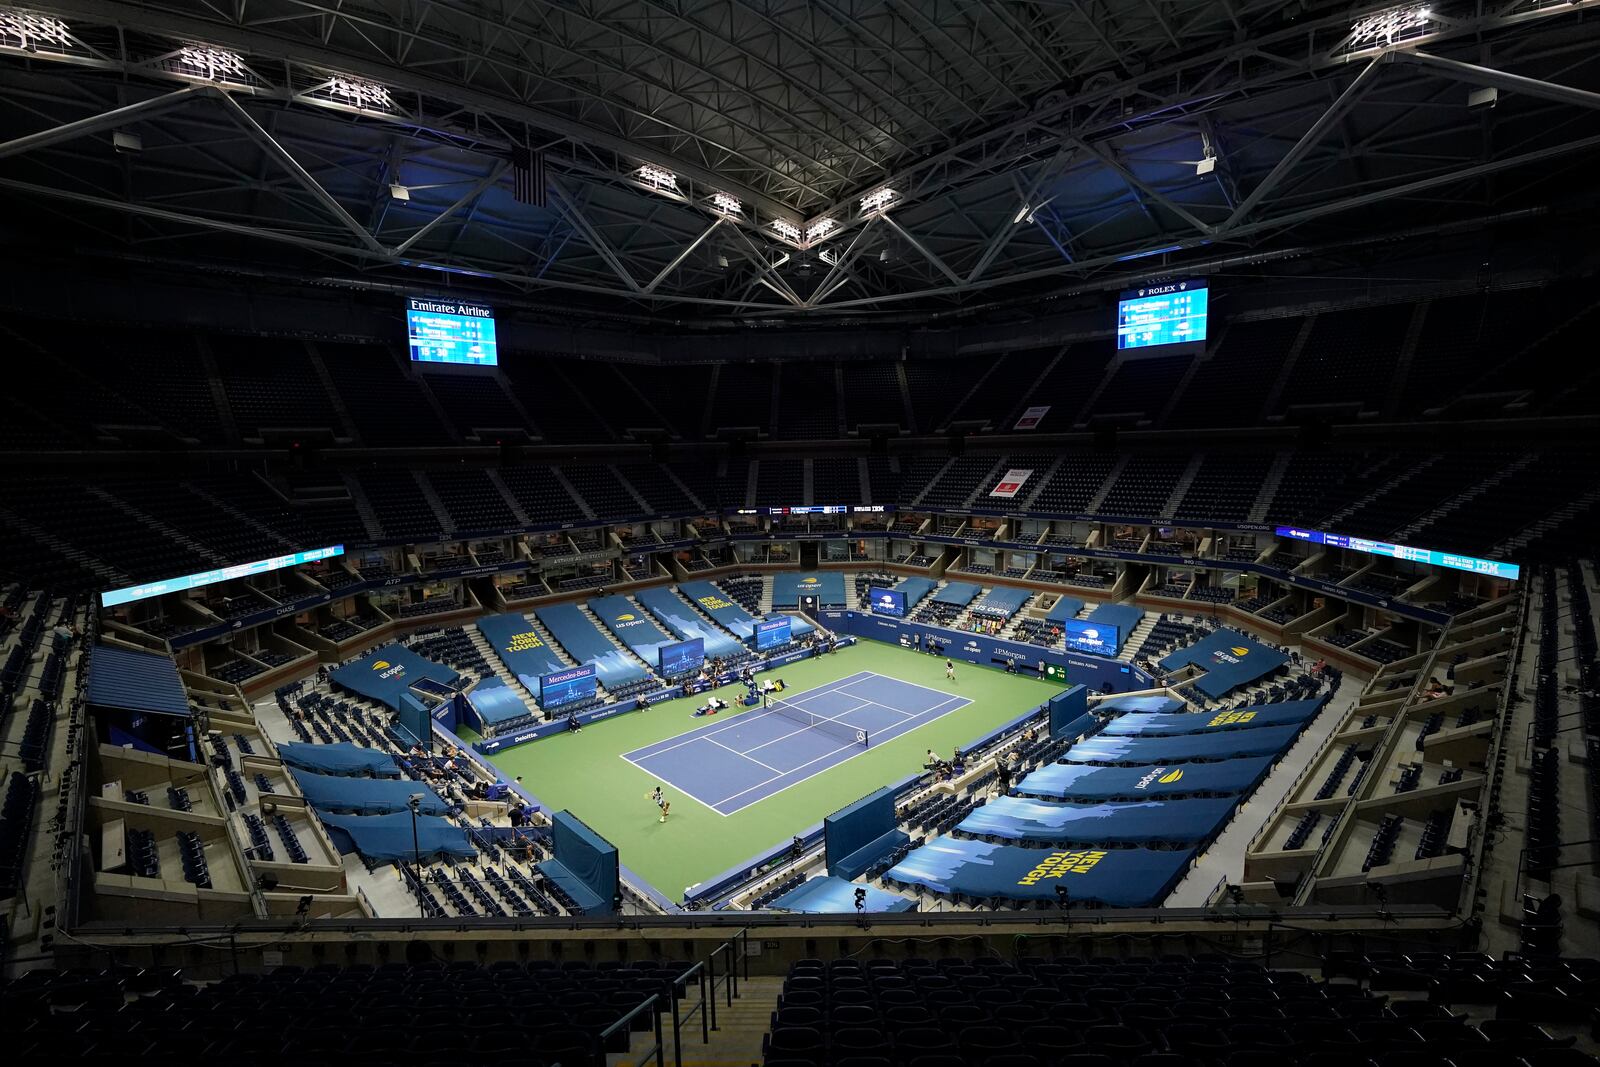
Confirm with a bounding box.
[596,992,664,1067]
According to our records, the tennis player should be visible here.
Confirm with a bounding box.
[945,658,956,682]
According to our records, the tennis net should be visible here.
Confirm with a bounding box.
[764,695,868,748]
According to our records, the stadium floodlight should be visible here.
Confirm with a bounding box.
[772,219,801,241]
[0,9,71,52]
[1196,155,1217,176]
[178,45,247,82]
[1348,4,1431,49]
[327,76,394,113]
[806,218,836,243]
[389,184,411,201]
[711,191,742,215]
[637,163,677,190]
[860,187,897,214]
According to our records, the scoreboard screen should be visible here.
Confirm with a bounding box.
[406,296,498,366]
[539,663,597,709]
[659,638,705,676]
[1117,281,1209,350]
[754,616,793,651]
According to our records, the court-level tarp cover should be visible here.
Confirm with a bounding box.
[1100,697,1325,737]
[956,794,1238,845]
[534,603,647,686]
[277,741,400,778]
[466,681,531,728]
[475,612,565,690]
[1045,595,1087,624]
[933,582,982,606]
[886,837,1194,906]
[1086,603,1144,651]
[772,572,847,608]
[896,577,939,611]
[772,875,917,913]
[290,770,448,815]
[329,643,460,711]
[1015,755,1276,800]
[680,580,758,637]
[548,810,618,912]
[316,811,475,862]
[972,586,1031,618]
[1065,723,1303,764]
[633,586,743,658]
[1095,695,1186,715]
[1159,628,1290,699]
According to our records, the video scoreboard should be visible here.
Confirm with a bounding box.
[405,295,498,366]
[1117,280,1209,350]
[539,663,597,709]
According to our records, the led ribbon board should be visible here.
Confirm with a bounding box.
[101,546,344,608]
[1274,527,1520,581]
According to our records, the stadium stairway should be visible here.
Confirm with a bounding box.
[1118,612,1159,662]
[467,626,537,703]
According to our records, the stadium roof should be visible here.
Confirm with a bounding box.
[2,0,1599,323]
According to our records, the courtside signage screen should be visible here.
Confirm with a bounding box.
[1274,526,1521,581]
[1064,619,1119,657]
[869,587,906,617]
[100,545,345,608]
[755,616,793,651]
[539,663,597,709]
[659,638,705,676]
[1117,281,1209,350]
[406,296,498,366]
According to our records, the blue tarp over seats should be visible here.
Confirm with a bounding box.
[1096,694,1186,715]
[956,794,1239,845]
[885,836,1194,906]
[475,612,565,691]
[1065,723,1305,765]
[1015,755,1276,801]
[825,786,909,881]
[1159,628,1291,700]
[1086,603,1144,653]
[933,582,982,606]
[316,811,475,862]
[771,876,917,913]
[772,572,847,608]
[534,602,648,687]
[1045,595,1087,624]
[680,580,758,638]
[291,771,449,815]
[896,577,938,611]
[589,594,676,666]
[971,585,1031,619]
[465,680,534,731]
[1100,697,1326,737]
[277,741,400,777]
[633,586,743,659]
[86,644,189,717]
[329,643,460,712]
[777,612,816,638]
[537,811,617,915]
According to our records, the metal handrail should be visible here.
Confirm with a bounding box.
[597,992,664,1067]
[668,959,711,1067]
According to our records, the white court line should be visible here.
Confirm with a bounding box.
[740,698,877,758]
[836,672,974,707]
[619,670,877,762]
[618,751,732,818]
[707,736,782,774]
[708,693,975,813]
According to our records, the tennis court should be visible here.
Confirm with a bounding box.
[621,670,970,815]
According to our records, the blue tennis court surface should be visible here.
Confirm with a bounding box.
[622,670,970,815]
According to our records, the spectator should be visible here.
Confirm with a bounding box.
[566,712,581,733]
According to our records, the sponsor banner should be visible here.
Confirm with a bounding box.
[1014,405,1050,431]
[989,468,1034,499]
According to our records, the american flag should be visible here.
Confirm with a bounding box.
[512,146,545,207]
